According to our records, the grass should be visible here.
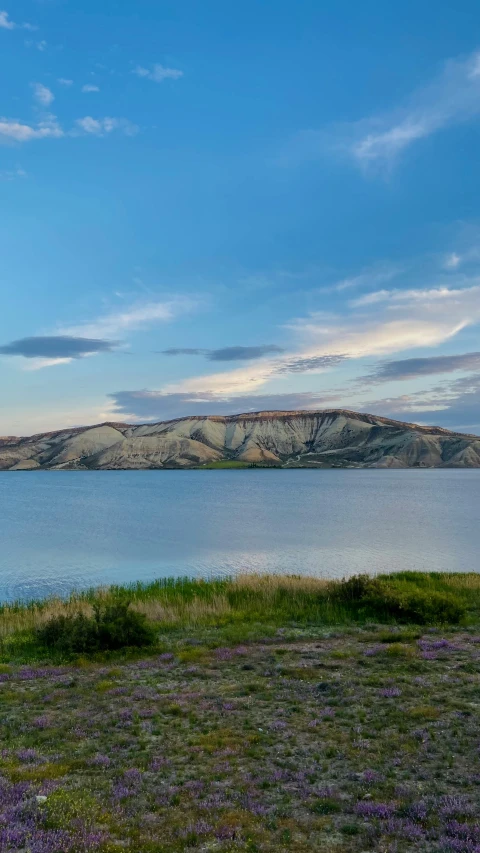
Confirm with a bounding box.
[198,460,254,469]
[2,571,480,663]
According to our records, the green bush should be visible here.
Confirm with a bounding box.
[37,602,156,654]
[332,575,379,603]
[332,575,465,624]
[369,585,465,624]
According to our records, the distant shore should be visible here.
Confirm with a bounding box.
[2,409,480,469]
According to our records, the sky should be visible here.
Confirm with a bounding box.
[1,0,480,436]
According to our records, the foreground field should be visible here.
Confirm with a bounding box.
[1,573,480,852]
[1,628,480,852]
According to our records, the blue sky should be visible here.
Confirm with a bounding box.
[2,0,480,435]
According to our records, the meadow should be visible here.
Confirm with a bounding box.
[0,572,480,852]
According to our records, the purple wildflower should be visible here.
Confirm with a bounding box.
[440,796,475,819]
[16,748,40,764]
[364,644,383,656]
[363,769,384,784]
[90,753,111,767]
[32,716,49,729]
[356,801,396,819]
[380,686,402,698]
[385,817,426,840]
[269,720,287,731]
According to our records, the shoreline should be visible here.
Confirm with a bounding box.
[1,571,478,664]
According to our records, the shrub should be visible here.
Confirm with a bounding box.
[312,797,341,815]
[332,576,465,624]
[36,602,156,654]
[377,630,420,643]
[332,575,380,604]
[366,585,465,625]
[386,643,416,658]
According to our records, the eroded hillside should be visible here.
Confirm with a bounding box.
[1,410,479,470]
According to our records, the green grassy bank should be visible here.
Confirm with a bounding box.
[1,571,479,664]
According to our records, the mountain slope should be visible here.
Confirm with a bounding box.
[1,410,479,470]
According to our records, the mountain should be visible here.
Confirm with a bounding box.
[1,410,480,470]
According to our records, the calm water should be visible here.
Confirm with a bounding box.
[0,469,479,602]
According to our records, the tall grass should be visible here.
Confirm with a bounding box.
[0,575,337,639]
[1,571,480,640]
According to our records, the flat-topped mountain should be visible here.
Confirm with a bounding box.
[1,409,479,470]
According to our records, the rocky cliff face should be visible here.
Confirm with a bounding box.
[1,410,479,470]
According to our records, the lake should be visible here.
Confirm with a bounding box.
[0,469,479,602]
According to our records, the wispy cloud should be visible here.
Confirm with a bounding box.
[284,49,480,172]
[0,166,26,180]
[153,281,480,399]
[349,283,480,309]
[0,10,35,30]
[444,252,461,270]
[274,354,348,374]
[209,346,283,362]
[290,285,480,357]
[74,116,138,136]
[159,351,347,397]
[0,107,139,143]
[32,83,54,107]
[322,263,401,293]
[81,84,100,93]
[440,241,480,271]
[25,38,46,51]
[0,336,117,359]
[360,351,480,384]
[133,64,183,83]
[61,297,196,340]
[1,299,196,370]
[0,336,117,370]
[363,373,480,433]
[348,50,480,169]
[162,345,285,361]
[0,115,63,142]
[162,348,208,357]
[0,10,14,28]
[58,78,73,87]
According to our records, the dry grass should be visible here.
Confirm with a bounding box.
[130,595,232,626]
[442,573,480,591]
[0,596,234,638]
[231,573,331,595]
[0,575,333,640]
[0,599,94,639]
